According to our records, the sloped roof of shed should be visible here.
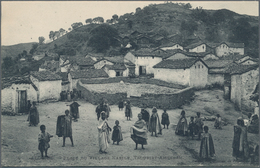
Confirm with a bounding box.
[70,69,109,79]
[30,71,62,81]
[153,58,205,69]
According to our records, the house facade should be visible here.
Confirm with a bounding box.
[185,42,210,53]
[153,58,208,87]
[215,42,244,57]
[230,65,259,111]
[160,43,183,51]
[30,71,62,102]
[2,82,37,113]
[102,64,128,77]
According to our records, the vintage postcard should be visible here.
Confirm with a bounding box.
[1,1,259,167]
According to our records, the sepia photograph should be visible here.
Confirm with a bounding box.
[1,1,259,167]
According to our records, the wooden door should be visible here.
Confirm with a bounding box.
[18,90,27,113]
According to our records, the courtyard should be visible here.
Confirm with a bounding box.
[1,89,258,166]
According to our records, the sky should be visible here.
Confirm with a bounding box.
[1,1,259,46]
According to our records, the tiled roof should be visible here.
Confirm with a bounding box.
[30,71,62,81]
[184,41,207,49]
[221,54,247,61]
[221,42,244,48]
[70,69,109,79]
[104,64,127,70]
[225,64,258,75]
[60,55,96,66]
[153,58,202,69]
[132,48,160,57]
[204,59,234,68]
[2,75,31,89]
[56,72,68,81]
[160,42,179,48]
[103,56,124,64]
[39,61,59,70]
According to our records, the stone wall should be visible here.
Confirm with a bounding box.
[77,80,194,109]
[77,81,127,105]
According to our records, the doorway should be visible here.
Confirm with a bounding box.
[17,90,27,113]
[139,66,146,75]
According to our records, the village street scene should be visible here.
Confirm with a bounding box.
[1,1,259,167]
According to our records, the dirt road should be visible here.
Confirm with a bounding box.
[1,89,257,166]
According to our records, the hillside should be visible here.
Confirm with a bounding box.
[1,42,36,60]
[33,3,258,57]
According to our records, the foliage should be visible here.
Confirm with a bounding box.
[93,17,104,24]
[71,22,83,29]
[49,31,55,41]
[38,36,45,44]
[29,43,38,54]
[85,18,93,24]
[88,24,119,52]
[59,28,66,36]
[2,56,14,69]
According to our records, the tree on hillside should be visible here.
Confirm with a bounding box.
[71,22,83,29]
[180,20,198,41]
[106,19,113,24]
[68,28,72,31]
[135,7,141,13]
[49,31,55,41]
[112,14,119,23]
[88,24,119,52]
[54,31,60,40]
[38,36,45,44]
[59,28,66,36]
[85,18,93,24]
[93,17,104,24]
[127,20,133,29]
[29,43,38,55]
[3,56,14,69]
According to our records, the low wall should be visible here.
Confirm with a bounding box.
[77,81,127,105]
[130,87,194,109]
[77,80,194,109]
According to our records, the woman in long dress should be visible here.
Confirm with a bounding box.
[98,111,112,154]
[148,107,162,137]
[232,117,249,160]
[195,112,204,140]
[175,110,188,136]
[130,113,148,149]
[28,101,39,126]
[199,126,215,161]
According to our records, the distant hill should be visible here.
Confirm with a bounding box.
[1,42,37,60]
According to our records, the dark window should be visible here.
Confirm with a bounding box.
[198,65,200,68]
[195,66,196,69]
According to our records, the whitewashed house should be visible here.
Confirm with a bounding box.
[229,64,259,111]
[160,42,183,51]
[184,42,213,53]
[215,42,244,57]
[153,58,208,87]
[1,77,37,113]
[30,71,62,102]
[124,49,163,76]
[94,56,135,77]
[204,59,234,86]
[68,69,109,91]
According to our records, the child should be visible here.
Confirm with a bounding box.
[214,114,222,129]
[199,126,215,161]
[188,116,196,139]
[161,109,170,129]
[112,120,123,145]
[62,110,74,147]
[38,125,53,158]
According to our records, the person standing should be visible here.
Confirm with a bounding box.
[195,112,204,140]
[188,116,196,140]
[111,120,123,145]
[98,111,112,154]
[148,107,162,137]
[118,100,124,111]
[214,114,222,129]
[28,101,40,126]
[199,126,215,161]
[96,100,107,121]
[175,110,188,136]
[232,117,249,160]
[125,101,132,121]
[69,101,80,121]
[27,100,32,114]
[161,109,170,129]
[141,108,150,129]
[38,125,53,158]
[62,110,74,147]
[130,113,148,150]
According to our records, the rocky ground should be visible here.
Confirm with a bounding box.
[1,89,258,166]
